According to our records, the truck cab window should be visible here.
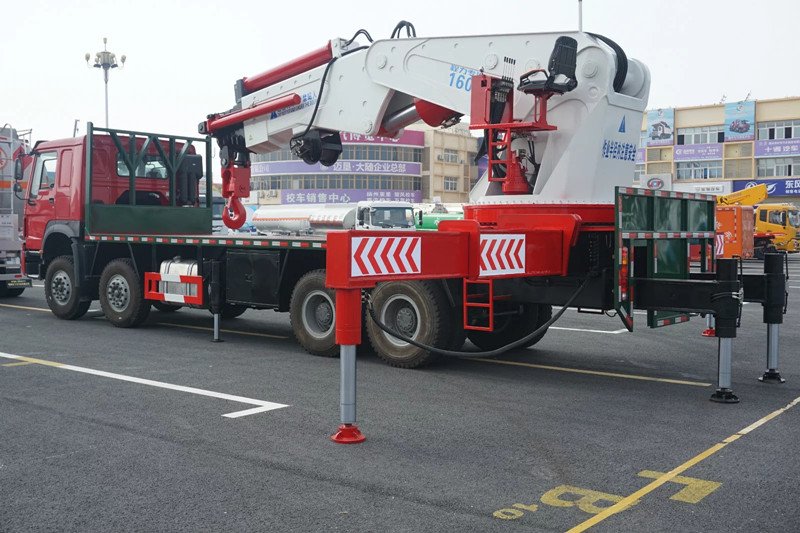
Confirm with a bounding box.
[788,210,800,228]
[768,211,786,226]
[32,152,58,194]
[116,152,168,179]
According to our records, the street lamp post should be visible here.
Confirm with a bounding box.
[85,38,126,128]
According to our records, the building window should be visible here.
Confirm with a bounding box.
[675,160,722,180]
[724,159,752,179]
[634,164,645,182]
[444,176,459,191]
[757,157,800,177]
[676,126,724,145]
[443,149,459,163]
[757,120,800,140]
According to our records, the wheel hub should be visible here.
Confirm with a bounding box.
[381,294,421,348]
[50,270,72,305]
[106,274,130,313]
[302,290,335,339]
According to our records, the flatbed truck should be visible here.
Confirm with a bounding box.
[13,124,426,359]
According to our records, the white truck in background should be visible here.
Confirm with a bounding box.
[252,201,415,235]
[0,125,32,297]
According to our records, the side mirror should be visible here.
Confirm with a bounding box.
[13,182,23,194]
[13,156,24,181]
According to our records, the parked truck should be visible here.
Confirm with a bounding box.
[253,201,415,235]
[12,125,420,359]
[13,28,788,403]
[0,124,32,297]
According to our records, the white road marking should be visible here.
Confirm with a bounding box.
[0,351,288,418]
[550,326,628,334]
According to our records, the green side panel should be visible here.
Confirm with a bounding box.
[416,213,463,230]
[614,187,716,330]
[88,205,212,234]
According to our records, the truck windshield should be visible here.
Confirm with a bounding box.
[372,207,414,228]
[788,210,800,228]
[211,198,225,220]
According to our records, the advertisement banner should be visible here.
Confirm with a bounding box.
[724,101,755,142]
[635,148,645,164]
[281,189,423,204]
[732,178,800,196]
[673,143,723,161]
[646,108,674,146]
[755,138,800,158]
[252,160,422,176]
[340,130,424,146]
[639,173,673,191]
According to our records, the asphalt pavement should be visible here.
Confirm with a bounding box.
[1,257,799,532]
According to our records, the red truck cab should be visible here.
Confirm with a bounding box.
[19,128,206,280]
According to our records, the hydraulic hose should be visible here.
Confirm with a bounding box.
[366,277,591,358]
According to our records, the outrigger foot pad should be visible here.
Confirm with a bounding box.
[759,370,785,384]
[331,424,366,444]
[710,388,740,403]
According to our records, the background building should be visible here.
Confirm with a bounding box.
[247,124,479,206]
[413,123,480,203]
[636,96,800,203]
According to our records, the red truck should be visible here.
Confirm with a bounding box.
[11,125,426,361]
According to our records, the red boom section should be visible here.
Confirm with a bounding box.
[204,93,301,134]
[241,42,333,95]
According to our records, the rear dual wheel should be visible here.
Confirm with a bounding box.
[366,280,460,368]
[290,269,337,357]
[99,259,150,328]
[466,302,552,351]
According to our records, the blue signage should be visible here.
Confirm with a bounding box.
[732,178,800,197]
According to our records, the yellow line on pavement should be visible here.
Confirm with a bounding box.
[155,322,288,340]
[0,303,50,312]
[472,358,710,387]
[1,361,34,367]
[566,394,800,532]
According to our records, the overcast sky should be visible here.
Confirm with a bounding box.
[3,0,798,144]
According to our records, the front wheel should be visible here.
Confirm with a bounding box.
[44,255,90,319]
[290,269,337,357]
[99,259,150,328]
[467,303,552,352]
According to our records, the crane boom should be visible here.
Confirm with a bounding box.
[201,28,650,228]
[716,183,768,206]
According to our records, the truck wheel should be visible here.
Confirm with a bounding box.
[0,282,24,297]
[290,269,337,357]
[44,255,91,320]
[467,303,552,352]
[99,259,150,328]
[152,301,182,312]
[221,303,247,319]
[366,280,448,368]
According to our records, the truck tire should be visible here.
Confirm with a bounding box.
[221,303,248,319]
[467,303,552,352]
[44,255,91,320]
[152,301,182,312]
[366,280,448,368]
[289,269,337,357]
[99,258,150,328]
[0,282,24,297]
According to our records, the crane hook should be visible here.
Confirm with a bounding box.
[223,196,247,229]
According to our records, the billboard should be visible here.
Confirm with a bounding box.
[724,101,755,142]
[732,178,800,197]
[252,160,421,176]
[281,189,422,204]
[673,143,723,161]
[755,138,800,158]
[340,129,425,146]
[646,108,674,146]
